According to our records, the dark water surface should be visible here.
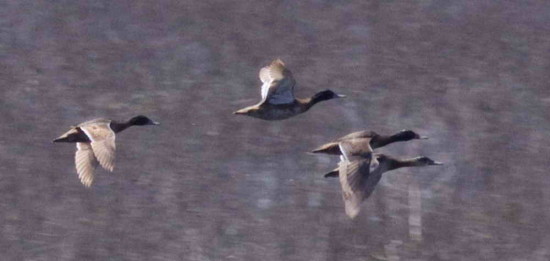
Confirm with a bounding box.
[2,1,550,260]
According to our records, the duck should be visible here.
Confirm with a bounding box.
[335,146,442,218]
[311,129,427,155]
[53,115,159,187]
[233,59,345,120]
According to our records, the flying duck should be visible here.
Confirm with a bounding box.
[312,129,428,155]
[233,59,345,120]
[53,115,159,187]
[335,149,442,218]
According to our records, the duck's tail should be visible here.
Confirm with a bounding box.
[52,136,69,143]
[311,142,341,155]
[52,128,79,143]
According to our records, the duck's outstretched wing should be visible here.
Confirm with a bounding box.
[338,141,381,218]
[338,154,385,219]
[79,123,116,172]
[75,142,98,187]
[338,155,373,218]
[259,59,296,104]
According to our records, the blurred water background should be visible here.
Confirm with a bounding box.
[1,0,550,260]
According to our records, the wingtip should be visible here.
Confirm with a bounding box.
[80,179,92,188]
[345,207,360,219]
[273,58,284,65]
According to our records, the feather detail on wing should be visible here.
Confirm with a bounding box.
[75,143,98,187]
[259,59,296,104]
[79,124,116,172]
[338,155,372,218]
[337,141,381,218]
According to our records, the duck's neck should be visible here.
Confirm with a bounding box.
[386,158,424,171]
[109,121,133,133]
[371,132,414,149]
[304,91,334,109]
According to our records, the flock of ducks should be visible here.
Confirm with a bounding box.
[54,59,442,219]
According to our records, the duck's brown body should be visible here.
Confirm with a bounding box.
[234,98,314,121]
[312,130,426,155]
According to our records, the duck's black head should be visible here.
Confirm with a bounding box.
[311,89,346,104]
[129,115,160,126]
[397,130,428,140]
[414,156,443,166]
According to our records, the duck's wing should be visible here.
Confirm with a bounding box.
[338,155,373,219]
[79,123,116,172]
[259,59,296,104]
[338,140,378,170]
[75,142,98,187]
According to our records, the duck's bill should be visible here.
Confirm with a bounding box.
[337,94,346,98]
[431,161,444,165]
[419,136,429,139]
[150,121,160,125]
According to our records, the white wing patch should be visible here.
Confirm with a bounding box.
[338,143,351,162]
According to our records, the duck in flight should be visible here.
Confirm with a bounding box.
[312,129,428,155]
[234,59,345,120]
[336,145,442,218]
[53,115,159,187]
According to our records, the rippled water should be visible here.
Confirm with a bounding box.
[1,1,550,260]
